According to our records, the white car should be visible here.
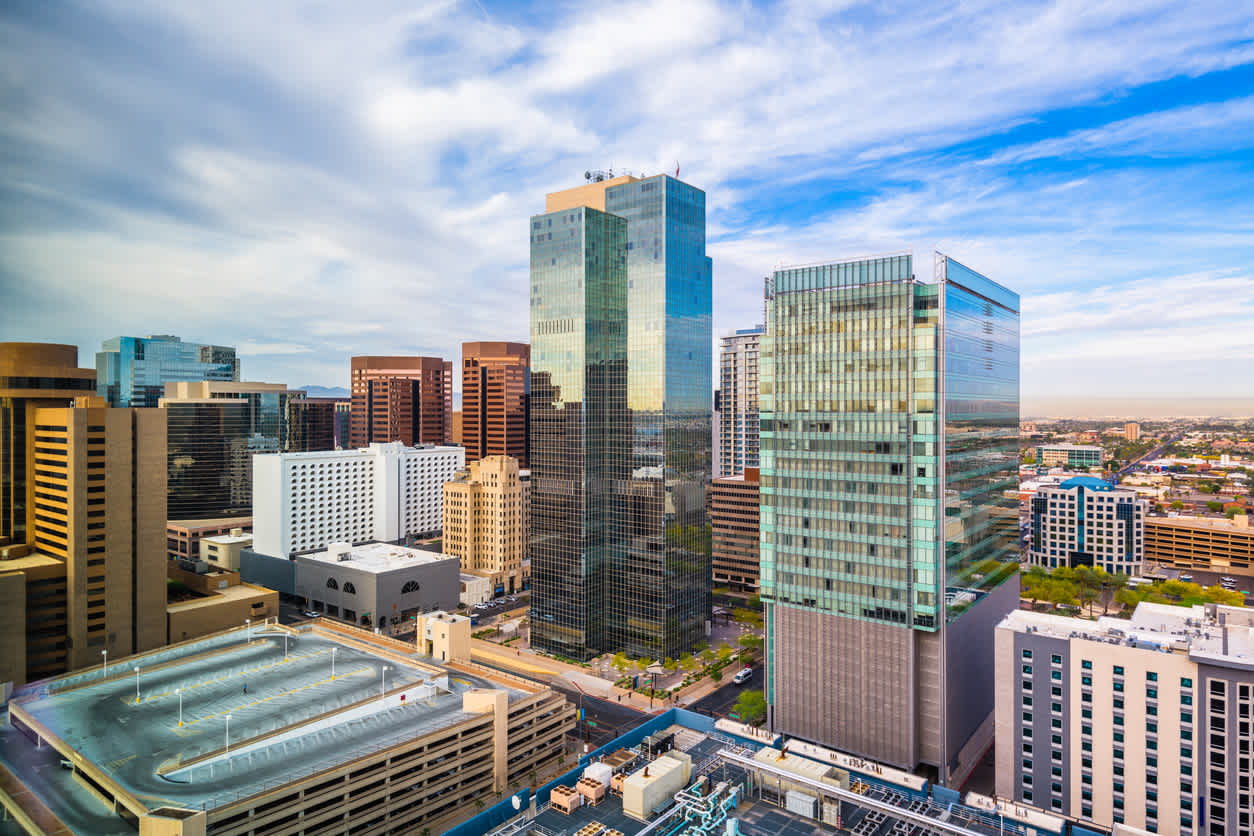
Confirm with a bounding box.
[733,667,753,685]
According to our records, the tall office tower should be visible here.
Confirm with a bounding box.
[349,356,452,448]
[1,396,166,685]
[761,253,1020,786]
[719,326,765,477]
[286,398,337,452]
[1027,477,1148,575]
[443,455,525,596]
[461,342,530,467]
[160,381,305,520]
[1124,421,1141,441]
[530,172,712,660]
[96,334,239,408]
[712,389,721,479]
[0,343,97,546]
[711,467,761,594]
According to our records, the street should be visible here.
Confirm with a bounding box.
[548,680,648,751]
[688,673,755,718]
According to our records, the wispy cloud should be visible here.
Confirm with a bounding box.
[1,0,1253,405]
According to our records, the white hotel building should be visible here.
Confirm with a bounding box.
[252,442,464,558]
[996,602,1254,836]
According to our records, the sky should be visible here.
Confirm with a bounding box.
[2,0,1253,416]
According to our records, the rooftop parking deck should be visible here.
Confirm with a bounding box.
[3,622,519,822]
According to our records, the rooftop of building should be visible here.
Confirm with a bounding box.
[200,531,253,546]
[167,517,253,531]
[1036,442,1103,450]
[165,582,274,614]
[1,622,526,829]
[999,601,1254,669]
[260,441,461,460]
[473,712,1060,836]
[300,541,458,573]
[1057,475,1118,492]
[1147,513,1251,531]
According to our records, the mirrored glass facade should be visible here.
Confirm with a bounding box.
[96,335,239,408]
[164,400,253,520]
[761,254,1019,781]
[530,176,713,661]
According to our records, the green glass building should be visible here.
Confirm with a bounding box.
[760,253,1019,785]
[529,174,712,661]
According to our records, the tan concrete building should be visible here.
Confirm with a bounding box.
[2,396,167,685]
[461,341,529,467]
[443,455,525,596]
[198,528,253,572]
[1145,513,1254,577]
[349,356,452,448]
[711,467,760,594]
[0,342,97,547]
[167,577,277,644]
[1124,422,1141,441]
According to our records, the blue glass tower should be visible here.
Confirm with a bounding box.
[96,335,239,408]
[530,174,713,661]
[760,253,1019,785]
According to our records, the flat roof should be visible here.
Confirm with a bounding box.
[2,623,523,824]
[165,583,274,613]
[301,542,457,573]
[1147,515,1252,532]
[167,517,252,530]
[201,532,253,546]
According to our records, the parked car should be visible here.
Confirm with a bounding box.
[1179,573,1193,583]
[733,667,753,685]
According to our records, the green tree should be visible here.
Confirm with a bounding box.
[716,645,734,664]
[611,652,632,675]
[663,656,677,672]
[699,648,716,666]
[1207,500,1225,513]
[1204,586,1245,606]
[1170,500,1184,510]
[733,690,768,726]
[1228,507,1246,519]
[678,652,696,672]
[709,666,723,682]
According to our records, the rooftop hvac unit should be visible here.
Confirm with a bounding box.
[785,790,817,819]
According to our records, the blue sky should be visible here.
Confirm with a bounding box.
[2,0,1253,415]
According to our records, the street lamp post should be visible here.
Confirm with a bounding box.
[177,688,184,727]
[245,618,251,642]
[225,714,232,760]
[134,667,141,704]
[381,665,390,703]
[283,633,289,660]
[331,647,336,680]
[101,649,107,676]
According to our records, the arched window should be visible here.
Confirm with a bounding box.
[401,580,419,594]
[343,582,356,595]
[326,578,338,590]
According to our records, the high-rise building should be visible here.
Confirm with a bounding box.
[442,455,525,596]
[251,442,464,559]
[761,253,1020,785]
[159,381,303,521]
[1,343,97,546]
[1124,421,1141,441]
[0,395,166,686]
[711,467,761,594]
[96,334,239,408]
[995,602,1254,834]
[1026,477,1148,575]
[349,356,452,448]
[286,398,336,452]
[719,326,765,477]
[529,172,712,661]
[461,342,529,467]
[712,389,721,479]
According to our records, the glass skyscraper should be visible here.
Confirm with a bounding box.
[760,253,1019,785]
[529,174,712,661]
[96,335,239,408]
[719,325,765,476]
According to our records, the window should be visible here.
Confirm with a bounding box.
[326,578,338,590]
[401,580,420,594]
[342,582,356,595]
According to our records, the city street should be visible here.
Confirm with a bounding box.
[688,675,755,718]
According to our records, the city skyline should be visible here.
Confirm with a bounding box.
[2,3,1252,413]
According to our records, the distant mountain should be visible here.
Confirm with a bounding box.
[300,385,350,399]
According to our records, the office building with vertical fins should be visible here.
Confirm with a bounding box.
[719,326,765,477]
[760,253,1020,786]
[529,172,712,661]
